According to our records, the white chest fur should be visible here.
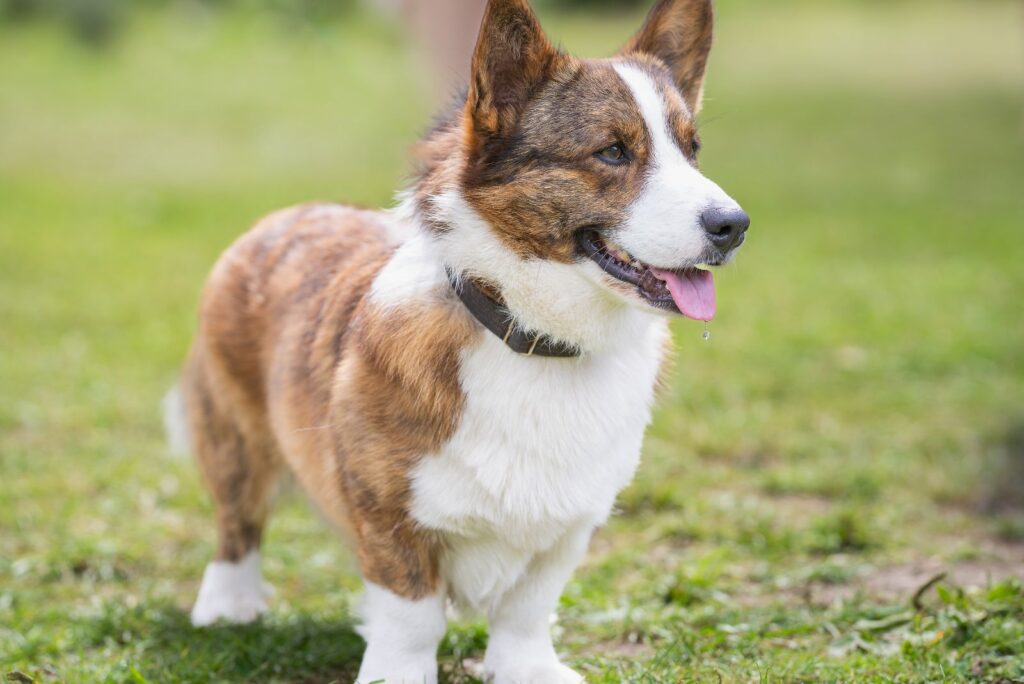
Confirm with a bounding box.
[371,224,669,614]
[409,319,667,612]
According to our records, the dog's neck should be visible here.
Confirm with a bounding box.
[391,191,661,356]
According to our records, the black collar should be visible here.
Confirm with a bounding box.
[446,269,581,358]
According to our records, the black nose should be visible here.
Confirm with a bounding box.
[702,206,750,252]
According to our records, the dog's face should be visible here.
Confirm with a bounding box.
[460,0,747,322]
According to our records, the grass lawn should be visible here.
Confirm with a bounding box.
[2,1,1023,681]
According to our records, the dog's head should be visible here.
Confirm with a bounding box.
[438,0,747,341]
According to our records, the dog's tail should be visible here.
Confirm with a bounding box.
[163,381,191,458]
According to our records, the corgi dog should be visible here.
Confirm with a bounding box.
[174,0,749,681]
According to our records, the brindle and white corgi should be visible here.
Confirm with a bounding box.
[174,0,749,681]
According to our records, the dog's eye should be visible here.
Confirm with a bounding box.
[691,136,702,158]
[596,143,628,165]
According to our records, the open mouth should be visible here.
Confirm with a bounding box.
[577,230,716,321]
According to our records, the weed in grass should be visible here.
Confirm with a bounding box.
[809,508,876,555]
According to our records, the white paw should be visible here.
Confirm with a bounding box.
[488,663,584,684]
[356,583,446,683]
[191,591,268,627]
[355,658,438,684]
[190,551,270,627]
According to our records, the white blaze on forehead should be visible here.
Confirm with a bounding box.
[611,62,741,267]
[615,63,692,163]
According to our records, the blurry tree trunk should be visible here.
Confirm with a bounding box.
[373,0,488,95]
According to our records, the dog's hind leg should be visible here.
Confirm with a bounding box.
[182,351,283,627]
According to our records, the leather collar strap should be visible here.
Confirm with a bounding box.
[446,269,581,358]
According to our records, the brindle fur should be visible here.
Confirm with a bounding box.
[183,204,475,595]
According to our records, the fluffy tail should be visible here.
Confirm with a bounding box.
[163,382,191,457]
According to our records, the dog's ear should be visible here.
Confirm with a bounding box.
[466,0,561,146]
[621,0,714,114]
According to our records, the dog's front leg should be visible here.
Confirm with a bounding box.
[484,525,593,684]
[356,582,447,684]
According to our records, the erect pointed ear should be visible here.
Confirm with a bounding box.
[621,0,714,114]
[465,0,561,145]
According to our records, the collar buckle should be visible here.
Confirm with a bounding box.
[502,319,540,356]
[526,334,541,357]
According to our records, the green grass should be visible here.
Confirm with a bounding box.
[2,1,1023,682]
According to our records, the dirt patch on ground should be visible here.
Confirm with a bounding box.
[766,493,834,518]
[813,540,1024,605]
[731,540,1024,608]
[588,637,654,660]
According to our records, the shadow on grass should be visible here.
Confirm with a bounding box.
[66,601,491,683]
[77,602,365,683]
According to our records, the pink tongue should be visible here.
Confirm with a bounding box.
[651,268,716,321]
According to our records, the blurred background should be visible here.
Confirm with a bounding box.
[1,0,1023,682]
